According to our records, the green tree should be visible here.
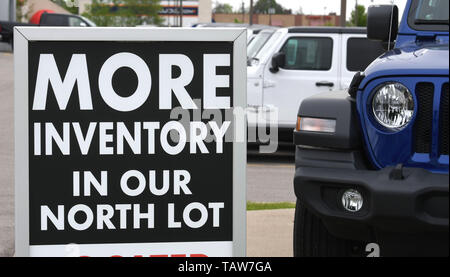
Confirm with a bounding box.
[82,0,163,27]
[51,0,79,14]
[16,0,30,22]
[349,4,367,26]
[213,3,233,14]
[253,0,291,14]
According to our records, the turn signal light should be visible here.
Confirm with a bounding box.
[296,117,336,133]
[296,116,301,131]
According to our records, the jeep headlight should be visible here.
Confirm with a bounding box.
[372,82,414,130]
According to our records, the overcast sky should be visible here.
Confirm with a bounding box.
[214,0,408,20]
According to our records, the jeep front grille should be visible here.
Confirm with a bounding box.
[414,83,434,154]
[413,82,449,156]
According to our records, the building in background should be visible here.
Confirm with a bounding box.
[78,0,91,15]
[0,0,16,21]
[13,0,70,23]
[158,0,212,27]
[213,12,341,27]
[24,0,71,17]
[78,0,212,27]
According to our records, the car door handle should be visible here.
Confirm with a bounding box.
[263,80,276,88]
[316,81,334,87]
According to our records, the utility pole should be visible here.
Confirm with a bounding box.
[340,0,346,27]
[242,1,245,23]
[355,0,358,26]
[10,0,16,21]
[180,0,183,27]
[249,0,254,25]
[167,0,171,27]
[175,0,178,27]
[268,8,275,26]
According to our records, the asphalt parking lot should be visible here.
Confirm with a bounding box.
[0,51,295,257]
[0,51,14,257]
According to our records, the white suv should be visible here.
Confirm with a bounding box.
[247,27,386,141]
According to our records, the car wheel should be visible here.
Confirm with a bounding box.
[293,199,366,257]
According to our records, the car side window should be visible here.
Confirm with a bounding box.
[40,14,66,26]
[68,16,88,27]
[346,38,385,72]
[280,37,333,71]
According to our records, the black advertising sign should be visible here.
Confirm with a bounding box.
[14,28,247,257]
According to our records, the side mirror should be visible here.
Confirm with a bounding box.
[367,5,399,50]
[270,52,286,73]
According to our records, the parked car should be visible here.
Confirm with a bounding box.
[247,26,385,142]
[293,0,448,256]
[0,12,95,47]
[194,22,276,44]
[247,28,277,65]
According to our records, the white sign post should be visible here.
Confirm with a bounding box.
[14,27,247,257]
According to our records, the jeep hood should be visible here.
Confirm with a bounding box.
[361,43,449,87]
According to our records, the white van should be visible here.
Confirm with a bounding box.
[247,27,385,140]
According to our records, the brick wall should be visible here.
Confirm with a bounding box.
[212,13,341,27]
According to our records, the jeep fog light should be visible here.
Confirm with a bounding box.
[372,82,414,130]
[342,189,363,212]
[296,117,336,133]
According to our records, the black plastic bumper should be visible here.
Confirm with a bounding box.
[294,146,449,256]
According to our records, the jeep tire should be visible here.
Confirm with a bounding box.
[293,199,366,257]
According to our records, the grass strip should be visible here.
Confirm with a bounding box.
[247,201,295,211]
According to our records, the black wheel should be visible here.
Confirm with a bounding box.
[293,199,366,257]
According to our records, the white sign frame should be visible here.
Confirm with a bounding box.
[14,27,247,257]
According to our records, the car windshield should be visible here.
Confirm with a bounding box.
[80,15,97,27]
[247,30,275,64]
[414,0,449,24]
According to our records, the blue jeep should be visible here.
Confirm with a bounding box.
[293,0,448,257]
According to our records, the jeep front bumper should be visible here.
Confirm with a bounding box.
[294,146,449,256]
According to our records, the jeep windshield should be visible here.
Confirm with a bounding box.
[247,30,275,66]
[408,0,449,31]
